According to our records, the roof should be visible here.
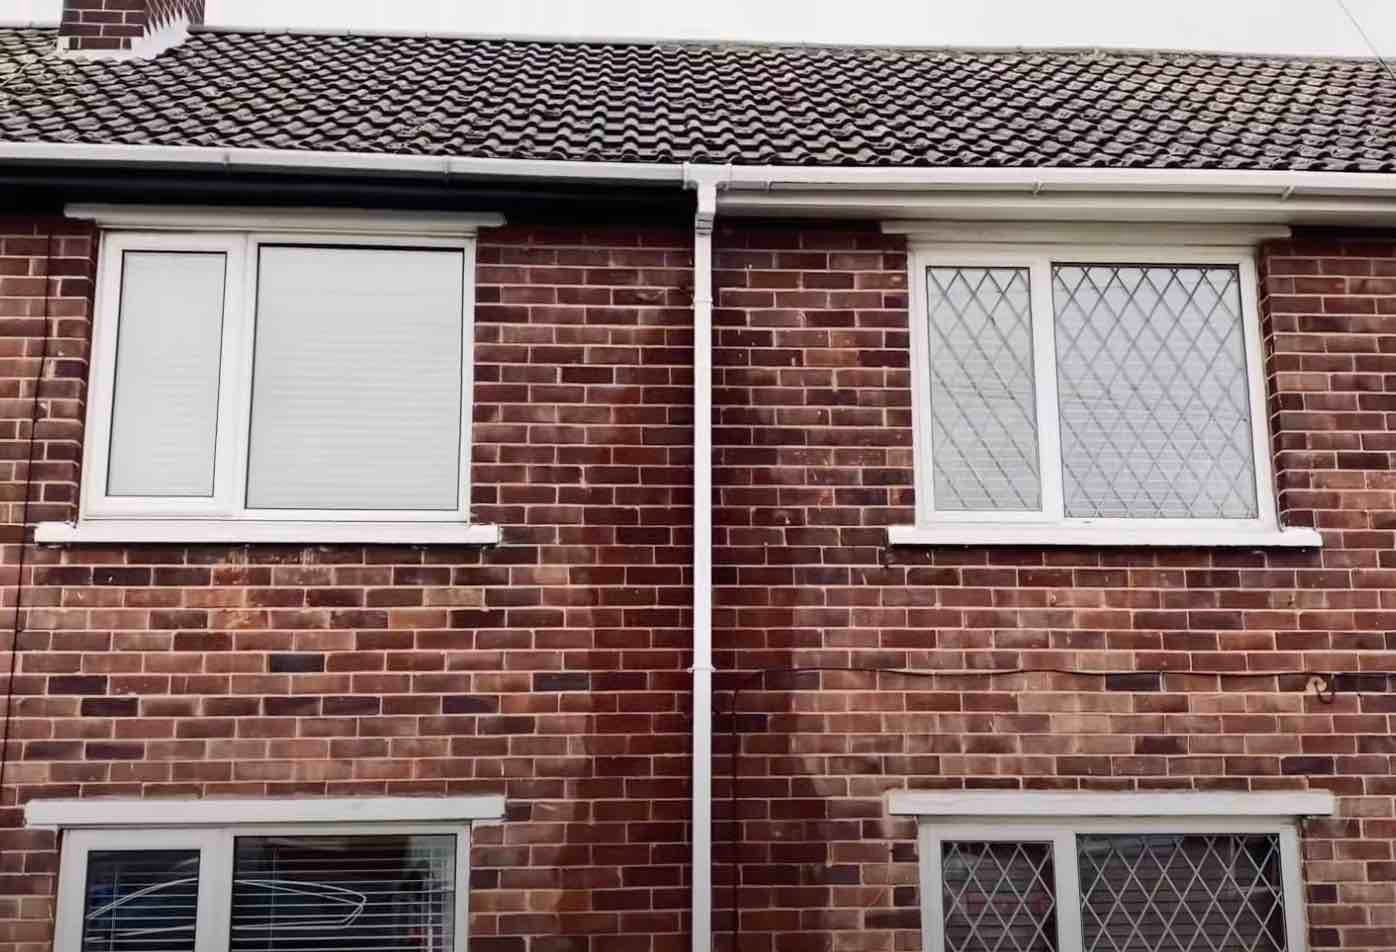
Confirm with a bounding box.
[2,25,1396,172]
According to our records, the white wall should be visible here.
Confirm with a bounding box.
[8,0,1396,58]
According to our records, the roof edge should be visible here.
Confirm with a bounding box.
[184,22,1396,64]
[7,141,1396,195]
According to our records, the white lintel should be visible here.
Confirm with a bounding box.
[887,789,1337,819]
[26,795,507,830]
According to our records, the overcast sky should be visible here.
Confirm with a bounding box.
[8,0,1396,57]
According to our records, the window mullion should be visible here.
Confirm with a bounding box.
[225,234,260,519]
[1030,260,1066,521]
[455,825,473,952]
[1053,830,1085,952]
[197,830,234,952]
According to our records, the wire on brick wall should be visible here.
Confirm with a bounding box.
[718,663,1363,949]
[0,227,54,803]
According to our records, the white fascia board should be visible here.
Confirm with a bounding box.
[717,165,1396,197]
[27,795,507,830]
[715,189,1396,224]
[887,790,1337,819]
[5,143,1396,204]
[64,204,506,234]
[35,520,502,546]
[0,142,684,185]
[886,524,1322,548]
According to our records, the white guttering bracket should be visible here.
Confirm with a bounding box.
[26,795,508,830]
[887,790,1337,819]
[64,204,505,235]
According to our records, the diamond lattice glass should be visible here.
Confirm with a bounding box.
[942,840,1058,952]
[1078,833,1287,952]
[1052,265,1257,519]
[926,267,1040,511]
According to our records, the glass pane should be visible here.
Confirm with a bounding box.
[942,840,1057,952]
[230,834,455,952]
[926,266,1041,511]
[1052,265,1258,519]
[245,246,464,511]
[1078,833,1287,952]
[82,849,200,952]
[107,251,226,497]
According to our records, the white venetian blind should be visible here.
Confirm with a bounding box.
[245,246,465,511]
[229,834,455,952]
[106,252,226,497]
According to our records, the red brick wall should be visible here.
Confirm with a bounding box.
[0,223,695,952]
[59,0,205,53]
[710,224,1396,952]
[3,216,1396,952]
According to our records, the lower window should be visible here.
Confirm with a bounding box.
[937,833,1290,952]
[892,792,1324,952]
[52,821,480,952]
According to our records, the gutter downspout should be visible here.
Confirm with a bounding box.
[686,166,722,952]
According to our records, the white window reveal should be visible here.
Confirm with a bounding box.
[889,789,1334,952]
[26,795,504,952]
[890,227,1321,548]
[37,206,504,546]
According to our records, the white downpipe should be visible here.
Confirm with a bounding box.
[687,172,719,952]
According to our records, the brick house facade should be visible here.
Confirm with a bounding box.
[2,210,1395,951]
[5,6,1396,952]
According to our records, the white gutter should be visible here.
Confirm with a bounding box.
[6,140,1396,200]
[685,167,721,952]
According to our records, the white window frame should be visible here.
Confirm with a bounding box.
[38,206,504,546]
[29,795,505,952]
[889,789,1334,952]
[891,228,1321,548]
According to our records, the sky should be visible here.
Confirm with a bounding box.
[7,0,1396,58]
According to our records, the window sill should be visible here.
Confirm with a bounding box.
[886,523,1322,548]
[34,520,502,546]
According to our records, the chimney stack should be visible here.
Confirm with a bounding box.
[58,0,205,58]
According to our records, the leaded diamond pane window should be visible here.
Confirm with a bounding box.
[1078,834,1286,952]
[926,267,1040,511]
[914,248,1272,533]
[916,823,1302,952]
[942,841,1057,952]
[1052,266,1257,519]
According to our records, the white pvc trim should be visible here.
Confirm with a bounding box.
[887,789,1336,818]
[883,221,1293,245]
[886,523,1322,548]
[35,519,501,545]
[1,144,1396,206]
[688,172,719,952]
[66,204,505,234]
[27,794,507,830]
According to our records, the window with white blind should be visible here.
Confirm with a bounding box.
[42,208,501,546]
[889,790,1332,952]
[31,796,503,952]
[893,235,1321,548]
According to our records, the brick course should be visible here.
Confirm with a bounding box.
[1,217,1395,952]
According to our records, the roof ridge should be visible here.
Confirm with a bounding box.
[184,23,1396,65]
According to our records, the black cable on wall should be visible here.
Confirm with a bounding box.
[0,226,55,802]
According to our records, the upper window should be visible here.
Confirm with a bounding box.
[43,209,500,545]
[899,238,1317,547]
